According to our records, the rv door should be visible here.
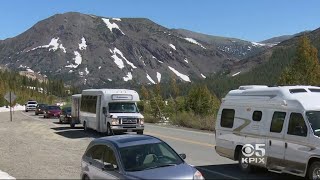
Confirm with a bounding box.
[267,111,287,170]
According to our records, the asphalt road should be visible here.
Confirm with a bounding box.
[0,111,302,179]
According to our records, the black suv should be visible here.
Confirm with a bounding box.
[35,104,48,115]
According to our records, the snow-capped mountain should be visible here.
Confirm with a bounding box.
[0,12,236,88]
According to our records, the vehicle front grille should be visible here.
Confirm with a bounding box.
[121,118,138,124]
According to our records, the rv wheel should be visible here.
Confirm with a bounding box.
[308,161,320,180]
[238,149,253,173]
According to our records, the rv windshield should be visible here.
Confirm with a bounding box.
[306,111,320,137]
[109,102,139,113]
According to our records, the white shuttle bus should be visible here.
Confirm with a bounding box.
[215,85,320,179]
[80,89,144,135]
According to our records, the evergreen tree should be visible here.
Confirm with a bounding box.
[279,36,320,85]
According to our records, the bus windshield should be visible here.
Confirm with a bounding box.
[306,111,320,137]
[108,102,139,113]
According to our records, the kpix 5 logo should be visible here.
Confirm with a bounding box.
[241,144,266,164]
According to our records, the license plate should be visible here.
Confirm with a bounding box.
[127,129,132,132]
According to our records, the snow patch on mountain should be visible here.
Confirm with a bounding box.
[184,38,206,49]
[201,73,206,78]
[108,79,112,81]
[184,58,189,63]
[110,48,137,69]
[85,67,89,75]
[251,42,266,47]
[98,66,101,70]
[168,66,191,82]
[123,72,133,81]
[102,18,125,35]
[169,44,176,50]
[157,72,161,83]
[232,71,241,77]
[26,68,34,73]
[28,37,66,53]
[112,18,121,21]
[65,51,82,68]
[146,73,156,84]
[79,37,87,50]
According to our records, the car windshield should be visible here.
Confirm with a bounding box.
[120,142,183,172]
[47,106,61,110]
[38,104,47,108]
[306,111,320,137]
[28,102,37,104]
[108,102,139,113]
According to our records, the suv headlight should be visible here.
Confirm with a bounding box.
[193,170,204,180]
[139,118,144,125]
[111,118,119,125]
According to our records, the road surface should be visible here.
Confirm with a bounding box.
[0,111,301,179]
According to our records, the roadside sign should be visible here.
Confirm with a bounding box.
[4,92,17,103]
[4,91,16,122]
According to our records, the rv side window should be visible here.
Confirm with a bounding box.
[252,111,262,121]
[287,113,308,137]
[220,109,235,128]
[270,112,286,133]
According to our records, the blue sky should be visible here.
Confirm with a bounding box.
[0,0,319,41]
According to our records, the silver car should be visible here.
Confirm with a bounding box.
[81,134,204,180]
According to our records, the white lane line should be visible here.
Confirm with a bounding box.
[20,111,59,127]
[196,167,240,180]
[0,170,15,179]
[145,123,214,136]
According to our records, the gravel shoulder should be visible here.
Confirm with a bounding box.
[0,111,93,179]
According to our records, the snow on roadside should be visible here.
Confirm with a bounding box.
[157,72,161,83]
[0,104,25,112]
[0,170,15,179]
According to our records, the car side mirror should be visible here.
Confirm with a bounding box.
[179,153,186,160]
[102,163,115,171]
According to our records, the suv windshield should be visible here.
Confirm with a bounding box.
[108,102,139,113]
[28,102,37,104]
[306,111,320,136]
[120,142,183,172]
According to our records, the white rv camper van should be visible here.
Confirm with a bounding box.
[215,85,320,179]
[80,89,144,135]
[70,94,81,128]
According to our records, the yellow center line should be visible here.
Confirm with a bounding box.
[145,131,215,148]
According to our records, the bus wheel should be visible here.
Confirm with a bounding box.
[308,161,320,180]
[106,124,113,136]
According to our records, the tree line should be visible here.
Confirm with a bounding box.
[0,70,80,107]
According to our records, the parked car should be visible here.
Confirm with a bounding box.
[25,100,37,112]
[81,135,204,180]
[35,104,48,115]
[59,107,71,124]
[43,105,61,118]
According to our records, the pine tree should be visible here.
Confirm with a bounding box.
[279,36,320,85]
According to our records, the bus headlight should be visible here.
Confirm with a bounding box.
[139,119,144,125]
[111,118,119,125]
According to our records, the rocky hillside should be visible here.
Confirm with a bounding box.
[173,29,273,60]
[0,12,237,88]
[228,28,319,77]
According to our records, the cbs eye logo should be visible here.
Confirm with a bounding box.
[242,144,265,157]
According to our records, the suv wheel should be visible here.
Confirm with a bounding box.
[308,161,320,180]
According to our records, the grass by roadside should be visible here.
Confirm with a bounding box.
[144,111,216,131]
